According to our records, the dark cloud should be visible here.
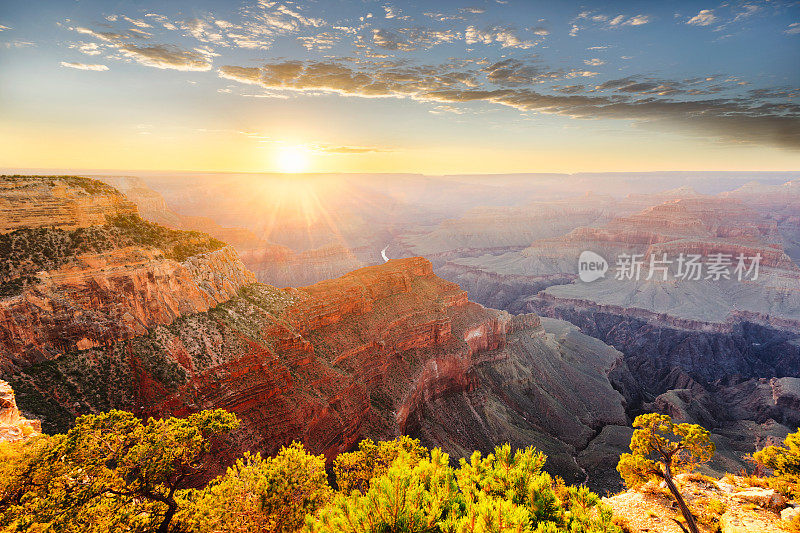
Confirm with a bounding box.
[217,59,800,150]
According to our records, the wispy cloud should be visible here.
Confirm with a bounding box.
[687,10,717,26]
[2,40,35,48]
[73,26,212,71]
[117,43,213,70]
[60,61,109,71]
[312,144,392,154]
[465,26,538,49]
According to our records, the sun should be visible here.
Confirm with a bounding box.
[275,145,310,173]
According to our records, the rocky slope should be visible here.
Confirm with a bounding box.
[607,473,797,533]
[437,196,800,478]
[0,380,40,442]
[0,176,254,367]
[0,175,138,233]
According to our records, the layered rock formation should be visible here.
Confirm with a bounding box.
[721,179,800,266]
[0,175,137,233]
[0,177,254,366]
[437,196,800,478]
[0,380,40,442]
[238,244,365,288]
[6,244,633,486]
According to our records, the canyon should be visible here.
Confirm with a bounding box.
[0,176,639,490]
[435,194,800,475]
[4,174,800,495]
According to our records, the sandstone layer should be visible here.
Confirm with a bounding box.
[8,254,632,487]
[0,176,137,233]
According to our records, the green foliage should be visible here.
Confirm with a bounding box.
[617,413,715,489]
[311,448,462,533]
[0,409,239,533]
[616,414,715,533]
[753,428,800,499]
[334,435,429,493]
[185,443,332,533]
[1,422,619,533]
[107,214,226,261]
[313,442,620,533]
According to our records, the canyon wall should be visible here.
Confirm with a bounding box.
[7,251,632,487]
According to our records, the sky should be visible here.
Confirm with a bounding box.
[0,0,799,174]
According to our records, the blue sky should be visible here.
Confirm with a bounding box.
[1,0,798,173]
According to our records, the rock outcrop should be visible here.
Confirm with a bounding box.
[606,474,796,533]
[0,176,137,233]
[0,242,254,367]
[0,380,40,442]
[0,177,255,367]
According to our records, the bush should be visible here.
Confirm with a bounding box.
[186,443,331,533]
[333,435,428,493]
[753,429,800,500]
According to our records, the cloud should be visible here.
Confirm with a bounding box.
[298,31,339,50]
[624,14,650,26]
[0,25,10,31]
[73,26,213,71]
[465,26,537,49]
[483,59,557,85]
[572,12,650,35]
[219,65,265,84]
[786,23,800,35]
[369,27,459,51]
[609,14,650,26]
[429,104,465,114]
[584,58,605,66]
[371,28,412,51]
[2,40,35,48]
[117,43,213,70]
[69,41,102,55]
[60,61,109,71]
[608,15,625,26]
[687,10,716,26]
[216,59,800,150]
[179,18,225,44]
[313,144,391,154]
